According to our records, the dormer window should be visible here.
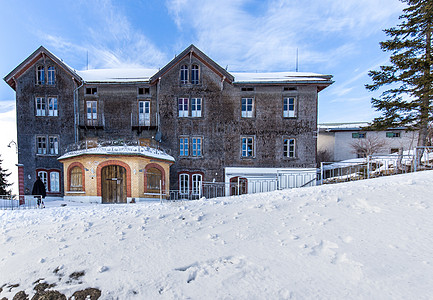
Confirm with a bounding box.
[180,65,188,84]
[191,65,199,84]
[36,66,45,85]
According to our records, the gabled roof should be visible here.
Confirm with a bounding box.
[150,44,234,84]
[3,46,82,90]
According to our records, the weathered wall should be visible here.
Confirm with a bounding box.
[157,54,320,189]
[15,56,75,195]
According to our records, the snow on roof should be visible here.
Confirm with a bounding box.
[231,71,332,83]
[77,68,159,83]
[58,146,175,162]
[318,122,370,131]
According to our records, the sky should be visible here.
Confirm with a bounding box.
[0,0,406,191]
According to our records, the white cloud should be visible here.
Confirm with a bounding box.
[39,0,167,69]
[164,0,404,72]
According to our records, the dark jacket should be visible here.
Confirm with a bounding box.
[32,179,46,198]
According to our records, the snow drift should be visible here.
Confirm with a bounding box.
[1,171,432,299]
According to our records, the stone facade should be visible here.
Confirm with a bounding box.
[4,45,333,198]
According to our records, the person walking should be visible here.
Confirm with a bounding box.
[32,176,46,208]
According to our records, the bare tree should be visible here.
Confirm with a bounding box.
[350,136,387,158]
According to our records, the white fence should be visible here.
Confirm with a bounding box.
[320,146,433,184]
[0,195,43,210]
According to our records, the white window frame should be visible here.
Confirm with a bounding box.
[180,137,189,156]
[191,137,202,157]
[241,98,254,118]
[48,136,59,155]
[178,98,189,117]
[283,138,296,158]
[191,64,199,84]
[179,173,189,195]
[48,97,58,116]
[38,171,48,187]
[283,97,296,118]
[36,97,46,116]
[50,171,60,193]
[180,65,188,84]
[192,174,203,195]
[37,136,47,155]
[139,101,150,126]
[86,101,98,126]
[36,66,45,85]
[241,136,255,158]
[191,98,202,117]
[47,66,55,85]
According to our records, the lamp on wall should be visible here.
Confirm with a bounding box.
[7,140,17,153]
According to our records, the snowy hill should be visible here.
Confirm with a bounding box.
[1,171,433,299]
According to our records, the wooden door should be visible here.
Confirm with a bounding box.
[101,165,127,203]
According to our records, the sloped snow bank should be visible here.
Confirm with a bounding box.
[1,171,432,299]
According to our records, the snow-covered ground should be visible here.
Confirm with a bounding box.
[1,171,433,299]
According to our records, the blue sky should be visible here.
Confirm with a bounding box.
[0,0,406,122]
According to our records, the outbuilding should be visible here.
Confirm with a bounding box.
[58,146,174,203]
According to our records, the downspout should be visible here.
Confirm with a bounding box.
[157,77,161,132]
[73,79,84,145]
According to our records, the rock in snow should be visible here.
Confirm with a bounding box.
[1,171,433,299]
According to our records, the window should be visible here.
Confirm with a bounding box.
[50,171,60,193]
[147,167,162,193]
[241,87,254,92]
[38,171,48,186]
[241,98,254,118]
[192,174,202,195]
[48,97,58,116]
[70,167,83,191]
[37,169,61,193]
[391,148,400,154]
[283,138,296,158]
[179,173,189,195]
[191,65,199,84]
[139,101,150,126]
[37,136,47,154]
[241,136,254,157]
[386,132,400,138]
[178,98,189,117]
[180,137,189,156]
[48,136,59,155]
[85,87,97,95]
[47,66,55,85]
[180,65,188,84]
[283,87,297,91]
[36,97,46,116]
[283,97,296,118]
[191,98,202,117]
[36,66,45,85]
[192,137,202,157]
[352,132,366,139]
[138,87,150,95]
[86,101,98,126]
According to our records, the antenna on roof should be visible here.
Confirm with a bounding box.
[86,51,89,70]
[296,48,299,72]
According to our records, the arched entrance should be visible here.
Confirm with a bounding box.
[230,177,248,196]
[101,165,127,203]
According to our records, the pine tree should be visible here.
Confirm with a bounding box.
[366,0,433,147]
[0,155,12,195]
